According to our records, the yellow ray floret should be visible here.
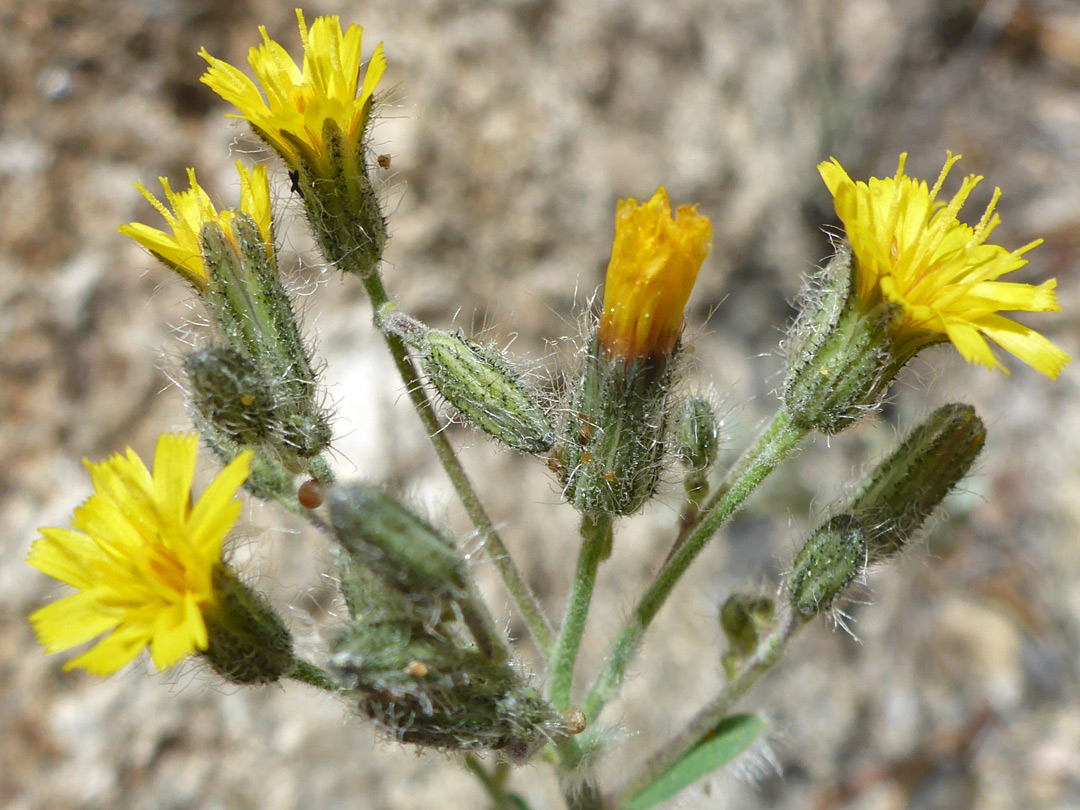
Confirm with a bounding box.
[28,434,252,676]
[598,187,713,361]
[199,9,386,170]
[819,154,1069,378]
[119,162,273,289]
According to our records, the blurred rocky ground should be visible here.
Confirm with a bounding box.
[3,0,1080,808]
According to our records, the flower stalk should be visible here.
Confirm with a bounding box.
[362,270,557,655]
[548,513,614,712]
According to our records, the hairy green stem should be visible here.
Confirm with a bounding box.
[582,410,806,722]
[289,660,337,691]
[548,514,614,711]
[612,613,804,807]
[355,268,556,654]
[464,755,512,809]
[551,729,607,809]
[460,576,513,666]
[664,470,710,565]
[564,779,608,810]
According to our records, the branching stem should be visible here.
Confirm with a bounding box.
[354,267,556,654]
[582,410,806,722]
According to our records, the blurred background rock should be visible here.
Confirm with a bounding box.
[2,0,1079,808]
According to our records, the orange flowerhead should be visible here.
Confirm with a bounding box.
[597,188,712,361]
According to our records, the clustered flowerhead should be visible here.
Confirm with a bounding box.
[597,187,713,362]
[119,162,273,290]
[199,9,386,173]
[28,434,252,676]
[820,153,1069,378]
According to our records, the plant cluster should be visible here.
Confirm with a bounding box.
[28,10,1067,809]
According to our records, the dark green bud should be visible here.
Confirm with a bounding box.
[330,485,511,663]
[678,396,720,471]
[419,331,554,453]
[331,622,565,754]
[338,554,441,626]
[557,344,675,515]
[202,565,297,684]
[782,247,902,434]
[329,485,468,605]
[787,514,866,617]
[286,119,387,277]
[184,347,275,446]
[278,410,334,459]
[850,403,986,562]
[185,399,296,504]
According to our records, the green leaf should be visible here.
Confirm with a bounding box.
[623,714,764,810]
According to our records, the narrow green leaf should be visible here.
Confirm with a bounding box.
[624,714,764,810]
[506,794,533,810]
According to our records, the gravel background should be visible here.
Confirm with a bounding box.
[3,1,1080,808]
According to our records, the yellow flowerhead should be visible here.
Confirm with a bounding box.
[119,162,273,290]
[28,434,252,676]
[820,154,1069,378]
[598,187,713,361]
[199,9,386,172]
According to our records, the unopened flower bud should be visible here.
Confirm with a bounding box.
[185,347,275,446]
[329,485,508,663]
[720,593,775,657]
[329,485,468,608]
[850,403,986,562]
[787,514,867,617]
[418,331,554,453]
[332,621,564,754]
[678,396,720,472]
